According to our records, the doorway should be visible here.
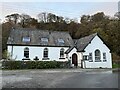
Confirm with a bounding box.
[72,53,78,67]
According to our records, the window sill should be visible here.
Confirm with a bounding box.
[89,60,93,62]
[59,58,65,59]
[95,60,101,62]
[22,58,30,60]
[42,58,49,60]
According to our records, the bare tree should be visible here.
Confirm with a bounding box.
[114,12,120,19]
[20,14,31,27]
[37,12,48,23]
[5,13,21,24]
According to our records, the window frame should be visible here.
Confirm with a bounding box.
[24,47,29,58]
[95,49,101,62]
[83,55,88,60]
[43,48,49,60]
[59,48,65,59]
[22,37,31,43]
[89,53,93,62]
[57,39,65,46]
[41,37,48,45]
[103,52,107,62]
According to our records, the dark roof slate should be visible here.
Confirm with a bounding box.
[7,28,74,47]
[65,46,75,54]
[7,28,105,53]
[76,33,97,52]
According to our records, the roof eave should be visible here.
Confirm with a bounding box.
[7,44,70,47]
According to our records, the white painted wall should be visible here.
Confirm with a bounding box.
[67,48,77,66]
[77,52,83,67]
[67,48,83,67]
[67,48,77,60]
[8,46,69,61]
[7,35,112,69]
[82,35,112,68]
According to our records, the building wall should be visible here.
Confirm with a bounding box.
[82,35,112,68]
[67,48,77,66]
[118,1,120,12]
[67,48,83,67]
[67,48,77,60]
[7,35,112,68]
[77,52,83,67]
[8,45,69,61]
[0,26,2,60]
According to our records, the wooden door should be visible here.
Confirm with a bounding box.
[72,53,78,67]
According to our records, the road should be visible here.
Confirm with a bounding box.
[52,71,118,88]
[1,69,119,88]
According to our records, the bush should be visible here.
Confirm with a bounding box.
[2,61,70,70]
[2,50,11,60]
[2,61,22,69]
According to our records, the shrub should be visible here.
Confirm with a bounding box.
[2,50,11,60]
[2,61,70,70]
[2,61,22,69]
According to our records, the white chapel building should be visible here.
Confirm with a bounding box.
[7,28,112,68]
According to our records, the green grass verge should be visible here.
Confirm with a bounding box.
[112,63,120,68]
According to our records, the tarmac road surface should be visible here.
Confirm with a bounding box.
[1,69,119,88]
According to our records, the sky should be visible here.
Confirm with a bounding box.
[0,0,119,22]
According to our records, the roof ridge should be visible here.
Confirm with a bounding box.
[79,33,97,40]
[8,28,74,47]
[12,28,69,33]
[75,33,98,52]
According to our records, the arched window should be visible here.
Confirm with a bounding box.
[24,47,29,58]
[95,49,101,61]
[60,48,64,58]
[43,48,48,58]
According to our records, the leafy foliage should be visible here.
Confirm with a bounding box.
[1,12,120,59]
[2,61,70,69]
[2,50,10,59]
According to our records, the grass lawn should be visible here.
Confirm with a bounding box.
[112,63,120,68]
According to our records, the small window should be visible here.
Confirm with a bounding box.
[103,53,107,62]
[89,53,93,62]
[22,37,30,42]
[83,55,88,60]
[95,49,101,62]
[43,48,48,59]
[57,39,64,45]
[24,47,29,58]
[60,48,64,58]
[41,37,48,45]
[41,37,48,42]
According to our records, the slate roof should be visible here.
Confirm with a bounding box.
[65,46,75,54]
[65,33,98,53]
[7,28,74,47]
[76,33,97,52]
[7,28,105,53]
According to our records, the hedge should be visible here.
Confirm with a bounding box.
[2,61,71,70]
